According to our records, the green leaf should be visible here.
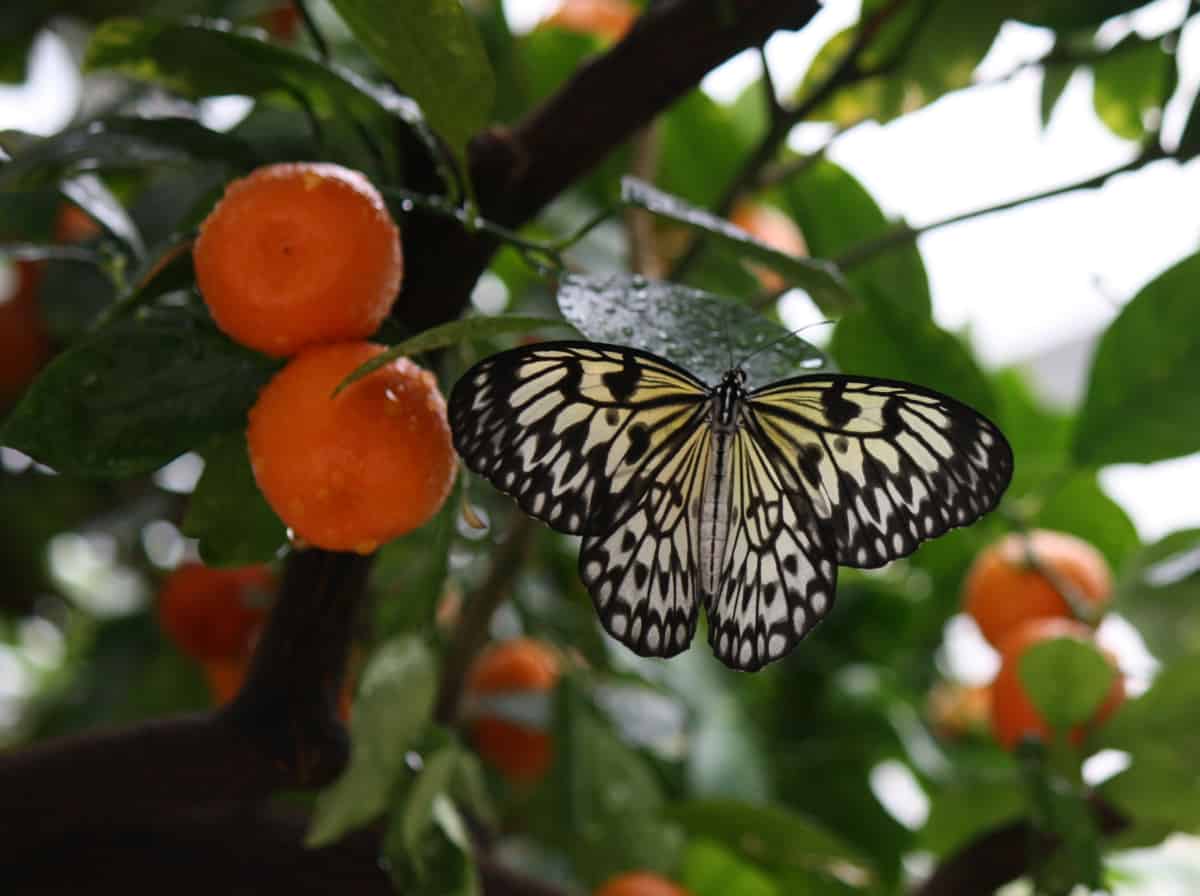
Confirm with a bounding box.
[1019,637,1115,730]
[620,177,856,314]
[658,90,756,210]
[1092,34,1172,141]
[1113,529,1200,663]
[61,174,145,258]
[1034,471,1140,570]
[0,117,257,190]
[384,790,479,896]
[336,314,563,393]
[1040,62,1074,127]
[1072,250,1200,465]
[667,800,870,877]
[2,307,279,478]
[307,636,437,846]
[557,273,829,388]
[991,367,1071,498]
[400,746,465,873]
[328,0,494,179]
[681,839,778,896]
[1015,0,1157,30]
[1178,88,1200,162]
[182,431,286,566]
[921,762,1024,856]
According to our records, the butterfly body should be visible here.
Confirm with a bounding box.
[449,341,1012,671]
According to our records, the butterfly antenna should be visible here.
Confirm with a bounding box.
[736,320,836,369]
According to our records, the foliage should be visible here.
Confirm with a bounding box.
[2,0,1200,894]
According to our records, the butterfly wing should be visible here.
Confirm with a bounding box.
[449,341,711,657]
[747,375,1013,569]
[706,424,837,671]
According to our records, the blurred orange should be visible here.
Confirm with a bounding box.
[157,562,275,661]
[730,201,808,293]
[53,204,101,243]
[594,872,692,896]
[0,260,51,406]
[542,0,637,41]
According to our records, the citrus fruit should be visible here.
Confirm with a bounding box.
[246,342,455,554]
[157,562,275,661]
[989,617,1125,750]
[964,529,1111,648]
[0,259,50,405]
[54,203,101,243]
[594,872,692,896]
[543,0,637,41]
[466,638,560,782]
[730,201,808,293]
[194,162,402,357]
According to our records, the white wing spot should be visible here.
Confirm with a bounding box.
[811,591,828,614]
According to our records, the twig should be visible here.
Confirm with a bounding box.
[624,123,666,277]
[435,514,537,725]
[835,146,1166,271]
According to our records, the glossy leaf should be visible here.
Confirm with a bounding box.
[182,431,286,567]
[1019,637,1115,730]
[2,307,279,478]
[1092,34,1172,141]
[328,0,494,176]
[1015,0,1158,30]
[620,177,856,314]
[1072,250,1200,465]
[557,273,828,388]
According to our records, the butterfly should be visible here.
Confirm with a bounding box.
[448,341,1013,672]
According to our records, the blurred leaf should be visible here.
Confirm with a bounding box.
[61,174,144,258]
[668,800,869,876]
[1015,741,1103,891]
[921,760,1023,855]
[991,367,1071,498]
[0,117,257,190]
[1019,637,1114,730]
[1113,529,1200,662]
[681,838,778,896]
[1015,0,1157,30]
[1040,61,1074,127]
[1092,34,1172,141]
[1072,250,1200,465]
[328,0,494,177]
[399,746,466,875]
[308,636,437,845]
[517,27,600,107]
[1035,471,1139,570]
[620,177,856,314]
[658,90,756,209]
[337,314,564,392]
[557,273,828,388]
[2,307,279,478]
[1098,653,1200,756]
[182,431,286,566]
[1179,87,1200,162]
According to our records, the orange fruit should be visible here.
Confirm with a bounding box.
[542,0,637,41]
[194,162,402,357]
[964,529,1111,649]
[730,201,808,293]
[0,260,50,405]
[927,680,991,741]
[157,562,275,661]
[989,617,1125,750]
[594,872,692,896]
[466,638,560,782]
[54,203,101,243]
[246,342,455,554]
[260,2,301,41]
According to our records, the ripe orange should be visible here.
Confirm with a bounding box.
[963,529,1111,649]
[594,872,692,896]
[989,617,1125,750]
[466,638,560,782]
[194,162,403,357]
[0,260,51,406]
[730,201,808,293]
[260,2,301,41]
[157,562,275,661]
[54,203,101,243]
[246,342,455,554]
[542,0,637,42]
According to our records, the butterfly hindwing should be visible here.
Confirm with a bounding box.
[449,342,708,536]
[747,376,1013,569]
[706,425,837,671]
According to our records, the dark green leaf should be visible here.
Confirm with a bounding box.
[557,273,828,387]
[620,177,856,314]
[0,117,257,190]
[61,174,144,258]
[921,762,1024,856]
[1015,0,1156,30]
[182,431,286,566]
[307,636,437,846]
[328,0,494,177]
[1019,637,1115,730]
[991,367,1071,498]
[1035,471,1140,570]
[1072,250,1200,465]
[1113,529,1200,663]
[1092,34,1172,141]
[337,314,564,393]
[658,91,756,209]
[1040,62,1074,127]
[1179,88,1200,162]
[668,800,869,875]
[2,307,278,478]
[681,839,778,896]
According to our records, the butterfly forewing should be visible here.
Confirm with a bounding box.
[706,424,837,671]
[747,376,1013,569]
[449,342,708,536]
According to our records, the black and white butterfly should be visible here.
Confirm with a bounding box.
[448,341,1012,671]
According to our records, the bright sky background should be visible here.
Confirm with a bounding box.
[1,0,1198,544]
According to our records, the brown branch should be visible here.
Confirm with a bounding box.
[914,796,1129,896]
